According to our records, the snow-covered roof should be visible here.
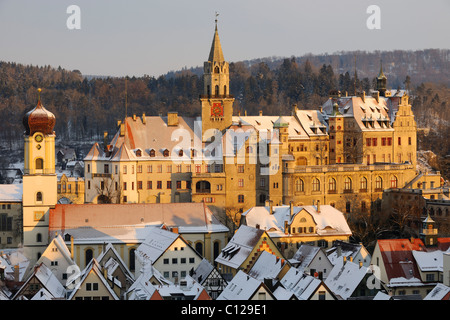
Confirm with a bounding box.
[290,244,322,271]
[217,270,271,300]
[215,225,266,270]
[279,267,323,300]
[16,263,66,300]
[190,258,214,285]
[0,250,30,282]
[157,275,207,300]
[248,251,286,281]
[0,184,22,202]
[50,202,229,236]
[135,226,180,265]
[412,250,444,272]
[324,259,368,300]
[424,283,450,300]
[242,204,352,238]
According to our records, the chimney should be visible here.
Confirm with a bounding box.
[373,90,380,103]
[343,256,347,264]
[361,91,365,102]
[133,114,137,121]
[316,200,321,213]
[70,236,74,260]
[259,110,263,116]
[349,256,353,262]
[269,200,273,214]
[284,221,289,235]
[103,131,108,150]
[289,201,294,218]
[245,110,247,116]
[171,227,179,234]
[14,265,19,282]
[410,237,414,244]
[167,112,179,126]
[359,261,363,268]
[142,113,146,124]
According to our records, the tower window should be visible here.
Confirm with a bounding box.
[36,158,44,170]
[215,85,219,96]
[36,192,43,202]
[214,66,220,73]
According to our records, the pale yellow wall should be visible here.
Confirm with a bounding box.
[70,269,116,300]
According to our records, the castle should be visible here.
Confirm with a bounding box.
[83,20,440,220]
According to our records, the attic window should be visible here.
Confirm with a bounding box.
[136,149,142,157]
[178,149,183,157]
[163,149,169,157]
[149,149,155,157]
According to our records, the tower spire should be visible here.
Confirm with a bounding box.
[208,13,224,63]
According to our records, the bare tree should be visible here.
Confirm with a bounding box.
[95,177,122,204]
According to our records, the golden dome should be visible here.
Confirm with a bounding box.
[23,88,56,136]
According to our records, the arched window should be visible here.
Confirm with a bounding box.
[375,176,383,190]
[214,66,220,73]
[390,176,398,188]
[207,85,211,96]
[344,177,352,191]
[35,158,44,170]
[36,192,43,202]
[129,248,136,271]
[195,242,203,256]
[196,181,211,193]
[312,178,320,192]
[213,241,220,260]
[360,177,368,191]
[328,178,336,192]
[215,85,219,96]
[295,179,304,192]
[85,249,93,267]
[36,233,42,243]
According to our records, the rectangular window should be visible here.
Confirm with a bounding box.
[104,164,109,174]
[147,181,152,189]
[176,181,182,189]
[381,137,386,146]
[176,165,182,173]
[137,165,142,173]
[372,138,377,146]
[166,165,172,173]
[387,137,392,146]
[238,179,244,187]
[366,138,371,147]
[260,178,265,187]
[137,181,142,190]
[157,165,162,173]
[147,165,152,173]
[238,195,244,203]
[408,137,412,145]
[157,181,162,189]
[195,165,201,173]
[123,165,127,174]
[238,165,244,173]
[398,137,402,145]
[123,182,127,191]
[167,181,172,189]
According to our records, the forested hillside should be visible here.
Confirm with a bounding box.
[0,48,448,175]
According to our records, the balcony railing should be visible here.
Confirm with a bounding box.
[421,229,438,235]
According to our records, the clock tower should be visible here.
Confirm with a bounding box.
[22,89,57,264]
[200,19,234,142]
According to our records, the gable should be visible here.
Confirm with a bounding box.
[291,209,316,232]
[242,232,285,273]
[70,268,116,300]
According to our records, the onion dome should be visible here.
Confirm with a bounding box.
[23,88,56,135]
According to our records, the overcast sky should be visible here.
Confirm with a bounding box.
[0,0,449,77]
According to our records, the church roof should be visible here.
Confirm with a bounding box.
[208,24,225,62]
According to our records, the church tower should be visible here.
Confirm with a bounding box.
[376,60,387,97]
[22,89,57,263]
[200,17,235,142]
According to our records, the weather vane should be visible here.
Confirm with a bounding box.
[215,11,219,26]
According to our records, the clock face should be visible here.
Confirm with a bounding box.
[211,102,223,117]
[35,134,43,142]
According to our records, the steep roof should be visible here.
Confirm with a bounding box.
[208,25,225,62]
[324,259,368,300]
[248,251,287,281]
[217,270,274,300]
[215,225,266,269]
[377,239,425,287]
[135,226,180,265]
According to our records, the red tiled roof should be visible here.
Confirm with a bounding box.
[378,239,425,282]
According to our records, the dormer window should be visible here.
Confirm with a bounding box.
[135,149,142,157]
[163,149,170,157]
[178,149,183,157]
[149,149,155,157]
